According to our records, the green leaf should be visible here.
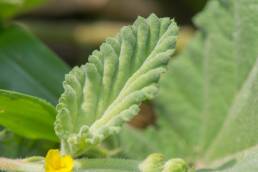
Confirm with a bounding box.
[0,23,68,158]
[55,14,178,156]
[119,0,258,170]
[193,0,235,151]
[0,0,45,20]
[196,0,258,160]
[197,146,258,172]
[209,0,258,149]
[0,89,58,141]
[0,130,57,158]
[0,23,67,158]
[120,33,205,161]
[0,24,69,104]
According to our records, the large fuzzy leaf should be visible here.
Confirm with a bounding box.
[120,33,205,160]
[197,146,258,172]
[203,0,258,160]
[119,0,258,170]
[194,0,235,151]
[55,14,178,156]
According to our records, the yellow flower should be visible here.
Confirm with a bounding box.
[45,149,74,172]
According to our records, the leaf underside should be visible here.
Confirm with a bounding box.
[119,0,258,171]
[55,14,178,156]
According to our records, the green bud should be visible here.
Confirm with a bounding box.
[163,158,188,172]
[139,153,165,172]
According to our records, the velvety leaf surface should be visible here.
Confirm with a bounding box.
[215,153,258,172]
[194,0,235,151]
[0,89,58,141]
[119,0,258,171]
[55,14,178,156]
[120,33,204,160]
[197,147,258,172]
[199,0,258,160]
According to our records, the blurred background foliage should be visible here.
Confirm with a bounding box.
[0,0,207,158]
[3,0,206,66]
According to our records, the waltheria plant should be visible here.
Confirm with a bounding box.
[1,0,258,171]
[118,0,258,171]
[55,14,178,157]
[0,14,186,172]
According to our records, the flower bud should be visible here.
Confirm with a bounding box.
[139,153,165,172]
[163,158,188,172]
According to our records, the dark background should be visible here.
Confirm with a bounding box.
[16,0,207,67]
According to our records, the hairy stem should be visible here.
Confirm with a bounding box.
[0,157,43,172]
[75,158,140,171]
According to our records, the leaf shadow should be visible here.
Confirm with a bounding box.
[197,159,237,172]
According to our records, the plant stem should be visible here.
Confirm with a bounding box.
[75,158,140,171]
[0,157,44,172]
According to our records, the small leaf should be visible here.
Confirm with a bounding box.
[55,14,178,156]
[0,89,58,141]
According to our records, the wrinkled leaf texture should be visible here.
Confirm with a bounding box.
[55,14,179,156]
[120,0,258,171]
